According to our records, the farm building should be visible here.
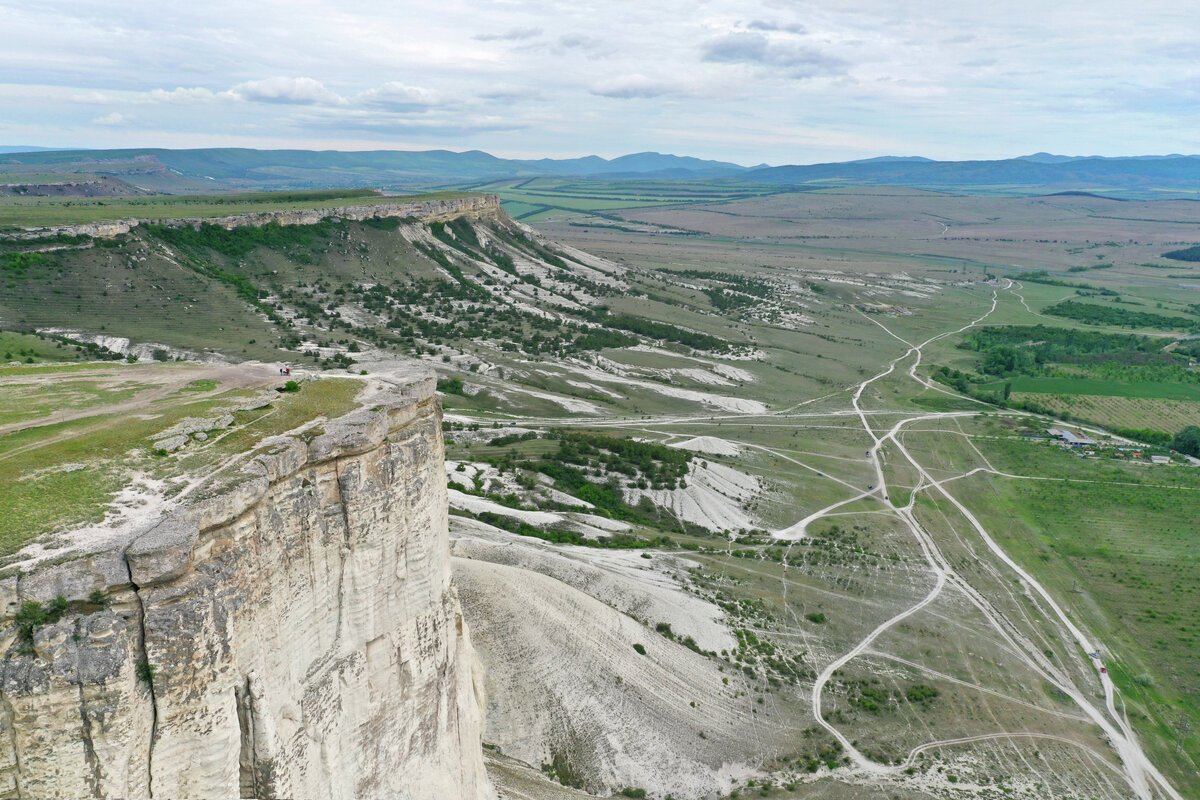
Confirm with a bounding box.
[1046,428,1097,447]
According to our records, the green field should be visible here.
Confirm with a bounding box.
[991,375,1200,401]
[464,177,784,220]
[955,436,1200,790]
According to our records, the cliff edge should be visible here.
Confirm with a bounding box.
[0,366,494,800]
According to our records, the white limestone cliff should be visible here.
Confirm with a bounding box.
[0,368,494,800]
[0,193,500,240]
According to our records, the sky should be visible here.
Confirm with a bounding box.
[2,0,1198,164]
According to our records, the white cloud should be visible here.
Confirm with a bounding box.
[147,86,223,103]
[358,82,442,110]
[591,75,690,99]
[91,112,127,126]
[5,1,1200,161]
[474,27,542,42]
[230,77,345,105]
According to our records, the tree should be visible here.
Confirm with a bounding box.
[1172,425,1200,457]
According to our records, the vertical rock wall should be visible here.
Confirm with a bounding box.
[0,372,493,800]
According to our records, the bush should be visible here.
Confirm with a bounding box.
[136,659,156,687]
[905,684,939,703]
[280,380,301,393]
[805,612,826,624]
[632,643,647,655]
[620,790,647,799]
[437,377,465,395]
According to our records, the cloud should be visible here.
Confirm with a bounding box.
[746,20,808,35]
[477,84,532,102]
[230,77,345,105]
[293,108,526,137]
[474,27,542,42]
[147,86,222,103]
[72,91,119,104]
[701,32,847,78]
[358,82,441,110]
[590,74,687,99]
[92,112,127,126]
[557,34,609,55]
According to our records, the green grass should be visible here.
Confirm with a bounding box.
[985,375,1200,401]
[0,189,475,228]
[0,371,362,558]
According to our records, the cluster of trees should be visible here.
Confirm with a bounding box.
[1,251,50,278]
[552,431,693,488]
[962,325,1163,375]
[960,324,1200,385]
[1163,245,1200,262]
[586,309,728,352]
[1044,300,1199,332]
[145,220,335,261]
[1173,426,1200,457]
[1019,270,1117,295]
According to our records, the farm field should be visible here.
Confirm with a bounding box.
[468,177,785,220]
[998,375,1200,401]
[1013,394,1200,433]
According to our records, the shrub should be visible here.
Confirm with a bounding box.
[437,377,465,395]
[632,643,647,655]
[805,612,826,624]
[905,684,939,703]
[280,380,300,393]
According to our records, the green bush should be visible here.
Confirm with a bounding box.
[905,684,939,703]
[437,377,465,395]
[632,643,647,655]
[136,659,156,687]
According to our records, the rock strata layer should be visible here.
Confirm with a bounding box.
[0,368,493,800]
[1,193,500,240]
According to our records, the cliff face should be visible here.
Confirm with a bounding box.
[0,369,493,800]
[1,193,500,239]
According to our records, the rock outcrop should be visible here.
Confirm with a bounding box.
[1,193,500,240]
[0,368,493,800]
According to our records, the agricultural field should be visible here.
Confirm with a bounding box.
[467,177,785,221]
[1012,394,1200,433]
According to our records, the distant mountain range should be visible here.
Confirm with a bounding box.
[744,155,1200,195]
[2,146,1199,197]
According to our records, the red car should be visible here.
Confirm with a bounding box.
[1100,667,1107,674]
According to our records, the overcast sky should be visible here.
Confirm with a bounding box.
[2,0,1197,163]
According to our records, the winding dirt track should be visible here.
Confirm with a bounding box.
[469,280,1185,799]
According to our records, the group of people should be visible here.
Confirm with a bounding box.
[278,366,292,376]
